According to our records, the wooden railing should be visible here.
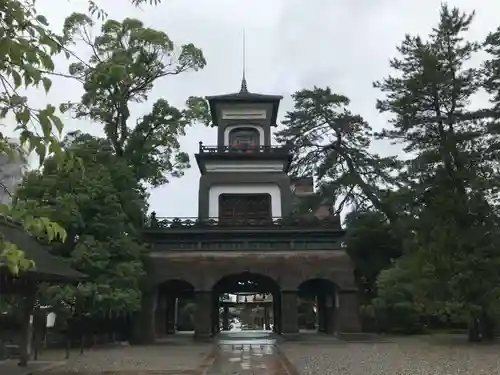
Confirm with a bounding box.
[198,142,289,155]
[145,215,342,230]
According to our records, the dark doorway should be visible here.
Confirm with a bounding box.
[219,194,272,222]
[156,279,195,336]
[298,278,337,334]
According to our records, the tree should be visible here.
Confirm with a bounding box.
[274,87,400,219]
[0,0,73,274]
[344,210,402,303]
[371,253,429,334]
[484,25,500,114]
[374,4,500,341]
[61,14,206,185]
[15,132,148,317]
[0,0,165,274]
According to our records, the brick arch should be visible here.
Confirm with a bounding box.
[158,278,195,292]
[211,271,280,294]
[290,270,355,291]
[205,262,282,291]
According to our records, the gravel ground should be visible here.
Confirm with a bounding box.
[281,335,500,375]
[37,342,212,372]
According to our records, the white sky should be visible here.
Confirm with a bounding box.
[6,0,499,217]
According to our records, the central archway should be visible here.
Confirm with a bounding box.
[212,272,280,334]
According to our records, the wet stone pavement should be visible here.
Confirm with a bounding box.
[207,331,294,375]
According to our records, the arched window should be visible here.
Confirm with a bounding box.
[229,127,260,149]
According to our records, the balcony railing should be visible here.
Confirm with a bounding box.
[145,214,341,230]
[198,142,289,155]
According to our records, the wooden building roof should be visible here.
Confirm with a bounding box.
[0,219,85,285]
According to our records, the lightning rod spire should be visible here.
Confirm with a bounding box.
[240,29,248,93]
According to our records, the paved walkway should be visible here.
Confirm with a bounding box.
[30,331,294,375]
[207,330,295,374]
[25,332,500,374]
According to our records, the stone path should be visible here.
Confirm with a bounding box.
[207,331,295,375]
[282,335,500,375]
[30,332,500,374]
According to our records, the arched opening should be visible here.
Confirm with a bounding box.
[156,279,195,337]
[212,272,281,334]
[229,127,260,150]
[298,278,338,334]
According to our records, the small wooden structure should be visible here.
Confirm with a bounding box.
[0,219,84,366]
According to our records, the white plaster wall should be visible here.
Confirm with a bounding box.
[205,161,284,173]
[224,125,264,146]
[208,184,281,218]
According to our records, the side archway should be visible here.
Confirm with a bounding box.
[298,278,338,334]
[156,279,195,336]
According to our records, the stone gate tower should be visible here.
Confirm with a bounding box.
[139,80,362,342]
[196,79,292,222]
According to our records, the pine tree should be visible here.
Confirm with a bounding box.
[375,4,500,341]
[275,87,400,218]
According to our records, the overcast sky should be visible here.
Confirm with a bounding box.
[9,0,500,217]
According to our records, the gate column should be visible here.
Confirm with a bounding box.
[222,306,230,330]
[166,296,176,334]
[194,290,212,341]
[155,294,167,337]
[336,290,362,334]
[281,290,299,339]
[132,286,157,344]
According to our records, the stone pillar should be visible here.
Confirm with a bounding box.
[316,295,325,332]
[263,306,269,330]
[212,295,220,335]
[222,306,230,330]
[274,292,282,334]
[194,291,212,341]
[281,291,299,338]
[166,296,176,334]
[325,294,335,334]
[155,294,167,337]
[336,290,362,333]
[132,286,157,344]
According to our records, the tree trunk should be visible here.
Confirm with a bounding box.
[480,310,495,341]
[467,316,481,342]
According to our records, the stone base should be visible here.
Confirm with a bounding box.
[337,332,375,342]
[193,334,213,342]
[281,333,300,341]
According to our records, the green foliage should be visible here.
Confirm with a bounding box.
[281,4,500,339]
[344,210,402,302]
[185,96,212,126]
[371,254,428,334]
[0,0,67,165]
[0,0,72,274]
[370,5,500,338]
[15,132,148,316]
[60,14,206,185]
[275,87,400,217]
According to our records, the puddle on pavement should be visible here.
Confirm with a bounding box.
[206,331,289,375]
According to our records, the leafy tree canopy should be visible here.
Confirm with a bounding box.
[60,14,206,186]
[344,210,402,302]
[15,132,148,316]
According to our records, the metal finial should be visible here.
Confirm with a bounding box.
[240,29,248,93]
